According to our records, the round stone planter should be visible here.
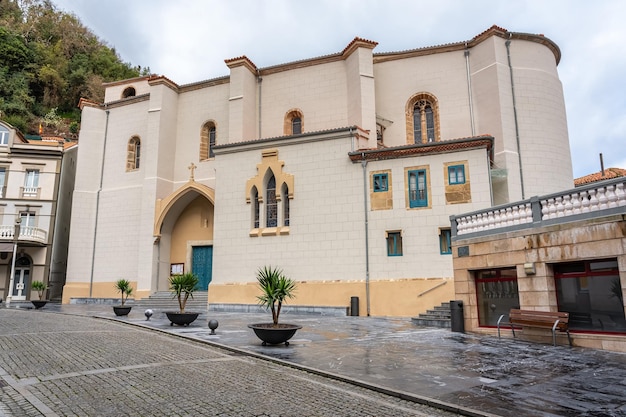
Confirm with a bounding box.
[165,312,200,326]
[247,323,302,346]
[113,306,132,316]
[31,300,48,309]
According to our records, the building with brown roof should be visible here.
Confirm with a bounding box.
[64,26,574,318]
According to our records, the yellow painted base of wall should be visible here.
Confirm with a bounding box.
[62,281,139,304]
[208,278,455,317]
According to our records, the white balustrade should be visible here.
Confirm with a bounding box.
[456,179,626,237]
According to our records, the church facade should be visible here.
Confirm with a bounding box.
[63,26,573,316]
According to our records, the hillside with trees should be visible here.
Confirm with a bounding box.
[0,0,149,137]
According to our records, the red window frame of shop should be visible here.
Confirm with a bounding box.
[475,267,519,328]
[554,258,624,335]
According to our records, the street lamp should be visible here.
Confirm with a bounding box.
[6,217,21,307]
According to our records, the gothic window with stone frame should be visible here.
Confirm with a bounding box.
[406,93,440,144]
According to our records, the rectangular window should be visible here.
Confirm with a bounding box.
[20,211,36,228]
[554,259,625,333]
[386,231,402,256]
[448,165,465,184]
[475,268,519,326]
[408,169,427,207]
[373,173,388,192]
[0,167,5,198]
[0,126,8,145]
[439,229,452,254]
[23,169,39,197]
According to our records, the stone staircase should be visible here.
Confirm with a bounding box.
[411,302,451,328]
[132,291,209,311]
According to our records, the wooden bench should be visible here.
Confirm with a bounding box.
[497,309,572,346]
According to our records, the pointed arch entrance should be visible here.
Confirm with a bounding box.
[154,181,215,291]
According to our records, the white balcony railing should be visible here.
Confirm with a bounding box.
[0,225,48,244]
[452,177,626,238]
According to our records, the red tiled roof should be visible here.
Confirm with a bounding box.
[348,136,494,162]
[574,168,626,186]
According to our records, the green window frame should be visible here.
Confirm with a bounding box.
[408,169,427,208]
[386,231,402,256]
[448,165,465,185]
[373,173,388,192]
[439,229,452,255]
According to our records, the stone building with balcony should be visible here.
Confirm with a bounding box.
[0,122,77,303]
[64,26,574,317]
[450,177,626,352]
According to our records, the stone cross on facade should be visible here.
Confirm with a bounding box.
[188,162,196,181]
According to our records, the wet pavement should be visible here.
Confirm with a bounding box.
[8,303,626,417]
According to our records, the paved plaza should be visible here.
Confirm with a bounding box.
[1,304,625,416]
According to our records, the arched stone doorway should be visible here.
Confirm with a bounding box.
[154,182,215,292]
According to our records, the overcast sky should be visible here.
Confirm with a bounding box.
[52,0,626,179]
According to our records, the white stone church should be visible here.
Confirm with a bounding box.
[63,25,573,316]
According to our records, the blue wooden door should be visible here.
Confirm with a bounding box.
[192,246,213,290]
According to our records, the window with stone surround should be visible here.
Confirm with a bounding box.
[439,228,452,254]
[284,109,304,136]
[406,93,440,144]
[386,231,403,256]
[407,168,428,208]
[444,161,471,204]
[246,150,294,236]
[126,136,141,171]
[200,121,217,160]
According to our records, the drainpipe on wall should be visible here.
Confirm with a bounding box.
[89,109,110,297]
[257,70,262,138]
[505,34,526,199]
[361,153,371,316]
[464,43,476,136]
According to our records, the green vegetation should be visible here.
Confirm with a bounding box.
[256,266,297,325]
[0,0,149,136]
[31,280,47,300]
[169,273,200,313]
[114,279,133,306]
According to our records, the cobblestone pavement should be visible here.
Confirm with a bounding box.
[0,308,468,417]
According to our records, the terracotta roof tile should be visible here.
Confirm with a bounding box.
[574,168,626,186]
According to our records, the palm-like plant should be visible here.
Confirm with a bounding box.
[31,280,47,300]
[256,266,297,326]
[114,279,133,306]
[169,273,199,313]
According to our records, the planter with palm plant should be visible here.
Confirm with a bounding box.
[248,266,301,346]
[166,272,200,326]
[113,279,133,316]
[31,280,48,309]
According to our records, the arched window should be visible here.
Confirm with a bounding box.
[281,183,290,227]
[407,93,439,144]
[284,109,304,135]
[266,175,277,227]
[200,121,217,160]
[126,137,141,171]
[122,87,136,99]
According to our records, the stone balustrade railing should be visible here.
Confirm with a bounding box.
[451,177,626,238]
[0,225,48,243]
